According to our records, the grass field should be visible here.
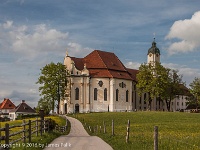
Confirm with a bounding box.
[0,115,70,150]
[73,112,200,150]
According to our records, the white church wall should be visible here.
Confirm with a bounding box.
[90,78,110,112]
[113,79,133,111]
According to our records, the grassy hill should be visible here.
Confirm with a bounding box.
[74,112,200,150]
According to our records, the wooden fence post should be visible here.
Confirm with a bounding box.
[23,120,26,143]
[47,119,50,132]
[36,117,38,136]
[40,119,43,136]
[126,120,130,143]
[28,120,31,143]
[112,119,114,136]
[5,123,9,149]
[103,121,106,133]
[43,119,46,133]
[154,126,158,150]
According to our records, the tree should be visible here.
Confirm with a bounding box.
[160,69,183,111]
[136,63,154,110]
[189,77,200,110]
[36,62,67,114]
[136,62,183,111]
[36,96,52,115]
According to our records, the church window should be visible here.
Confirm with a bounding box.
[75,88,79,100]
[104,88,107,101]
[126,90,129,102]
[94,88,98,100]
[119,82,126,88]
[98,81,103,87]
[116,89,119,101]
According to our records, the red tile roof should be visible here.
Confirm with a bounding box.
[0,98,16,109]
[71,57,84,70]
[127,68,139,81]
[70,50,138,81]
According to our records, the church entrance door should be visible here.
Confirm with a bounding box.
[75,104,79,113]
[64,103,67,114]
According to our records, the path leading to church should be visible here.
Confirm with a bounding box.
[44,116,113,150]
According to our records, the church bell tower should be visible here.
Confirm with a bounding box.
[147,38,160,65]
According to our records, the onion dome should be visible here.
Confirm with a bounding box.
[147,38,160,55]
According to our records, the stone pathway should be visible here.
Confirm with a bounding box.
[44,116,113,150]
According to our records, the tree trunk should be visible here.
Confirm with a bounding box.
[148,99,152,111]
[165,99,171,111]
[52,99,55,113]
[57,99,60,114]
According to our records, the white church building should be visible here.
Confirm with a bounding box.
[60,40,189,113]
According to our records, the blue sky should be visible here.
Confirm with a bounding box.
[0,0,200,107]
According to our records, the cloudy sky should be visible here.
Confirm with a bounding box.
[0,0,200,107]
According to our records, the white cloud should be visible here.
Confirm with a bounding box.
[0,20,93,107]
[3,20,13,29]
[67,42,93,57]
[11,24,68,58]
[163,63,200,86]
[125,61,141,69]
[165,11,200,55]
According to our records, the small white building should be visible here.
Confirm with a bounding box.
[9,100,36,120]
[171,84,190,111]
[0,98,16,118]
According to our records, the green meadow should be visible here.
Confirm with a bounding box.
[74,112,200,150]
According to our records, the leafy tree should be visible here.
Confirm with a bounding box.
[160,69,183,111]
[35,96,52,115]
[136,63,154,110]
[137,62,183,111]
[189,77,200,110]
[36,62,67,114]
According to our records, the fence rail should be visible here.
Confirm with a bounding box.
[0,117,68,150]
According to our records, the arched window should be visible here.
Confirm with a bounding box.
[126,90,129,102]
[116,89,119,101]
[104,88,107,101]
[75,88,79,100]
[94,88,98,100]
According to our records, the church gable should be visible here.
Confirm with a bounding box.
[71,57,84,70]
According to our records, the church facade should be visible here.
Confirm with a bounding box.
[59,40,188,113]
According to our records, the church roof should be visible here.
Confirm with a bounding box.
[127,68,139,81]
[70,50,138,81]
[147,40,160,55]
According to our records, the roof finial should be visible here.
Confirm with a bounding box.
[66,48,68,57]
[153,32,156,42]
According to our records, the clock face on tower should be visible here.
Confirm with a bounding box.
[149,53,152,57]
[156,54,159,57]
